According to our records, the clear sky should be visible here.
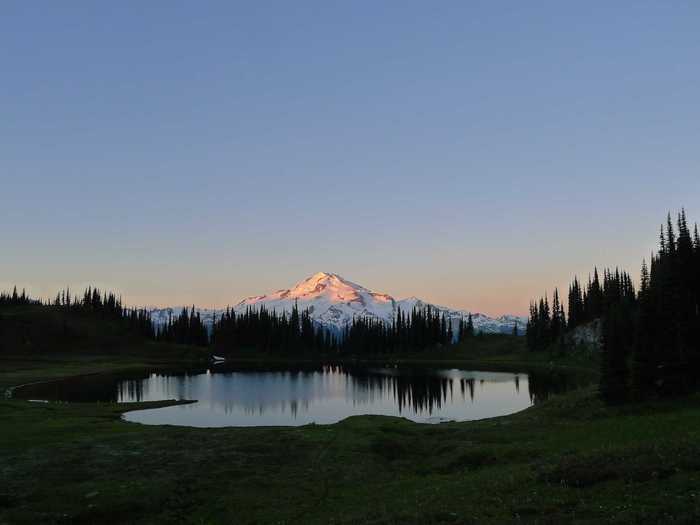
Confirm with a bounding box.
[2,1,699,316]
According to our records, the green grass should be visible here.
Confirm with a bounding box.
[2,355,700,524]
[1,307,699,523]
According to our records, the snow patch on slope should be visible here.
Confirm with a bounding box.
[149,272,526,336]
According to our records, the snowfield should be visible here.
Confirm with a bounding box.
[149,272,526,336]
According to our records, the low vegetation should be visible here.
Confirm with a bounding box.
[1,354,700,523]
[0,306,698,524]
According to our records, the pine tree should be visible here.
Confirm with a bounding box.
[600,305,629,403]
[466,313,474,338]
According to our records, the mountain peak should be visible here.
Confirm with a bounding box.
[289,272,366,299]
[221,272,526,335]
[303,271,340,285]
[310,271,335,279]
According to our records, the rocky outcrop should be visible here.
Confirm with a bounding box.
[566,319,602,350]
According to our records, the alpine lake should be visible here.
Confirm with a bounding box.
[14,363,584,427]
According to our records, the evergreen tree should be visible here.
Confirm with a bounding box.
[530,210,700,403]
[465,313,475,338]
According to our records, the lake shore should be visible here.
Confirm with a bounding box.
[2,349,699,523]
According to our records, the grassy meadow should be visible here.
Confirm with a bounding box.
[1,305,699,524]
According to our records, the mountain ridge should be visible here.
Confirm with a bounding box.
[148,272,525,336]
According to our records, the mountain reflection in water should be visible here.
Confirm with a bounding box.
[16,364,582,427]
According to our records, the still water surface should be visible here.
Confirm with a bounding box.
[16,364,578,427]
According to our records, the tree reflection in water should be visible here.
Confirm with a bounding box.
[15,363,586,426]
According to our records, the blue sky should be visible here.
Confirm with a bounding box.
[2,1,699,314]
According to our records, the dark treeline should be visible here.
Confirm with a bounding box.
[0,285,156,339]
[342,307,474,355]
[57,287,156,339]
[526,269,636,354]
[1,284,478,354]
[209,304,472,355]
[210,303,337,353]
[157,306,209,347]
[0,286,41,307]
[527,210,700,403]
[526,288,567,353]
[568,268,636,331]
[629,211,700,400]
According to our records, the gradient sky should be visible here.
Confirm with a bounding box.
[2,1,699,316]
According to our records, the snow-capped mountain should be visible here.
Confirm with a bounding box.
[234,272,396,329]
[149,272,525,336]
